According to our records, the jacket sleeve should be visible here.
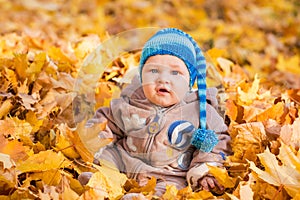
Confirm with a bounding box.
[186,103,232,188]
[85,100,125,143]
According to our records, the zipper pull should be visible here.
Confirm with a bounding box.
[147,108,162,134]
[147,114,160,134]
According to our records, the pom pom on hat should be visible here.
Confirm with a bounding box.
[140,28,218,152]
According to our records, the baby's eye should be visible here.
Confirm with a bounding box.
[171,71,179,75]
[151,69,158,73]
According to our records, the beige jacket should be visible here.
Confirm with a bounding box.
[87,75,231,191]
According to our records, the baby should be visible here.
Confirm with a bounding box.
[78,28,231,197]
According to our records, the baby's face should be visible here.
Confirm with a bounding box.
[141,55,190,107]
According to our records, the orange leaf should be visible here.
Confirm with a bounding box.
[0,136,28,162]
[0,99,13,119]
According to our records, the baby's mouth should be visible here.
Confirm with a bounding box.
[156,86,170,94]
[159,88,169,93]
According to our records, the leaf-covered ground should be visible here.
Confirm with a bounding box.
[0,0,300,199]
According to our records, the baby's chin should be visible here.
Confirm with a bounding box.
[152,99,180,108]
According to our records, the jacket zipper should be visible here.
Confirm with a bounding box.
[144,107,163,161]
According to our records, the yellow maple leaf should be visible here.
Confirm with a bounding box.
[30,169,62,186]
[162,185,178,199]
[16,150,71,173]
[65,119,113,163]
[3,68,18,88]
[237,74,271,105]
[13,53,27,81]
[123,177,156,194]
[47,47,73,73]
[207,165,236,188]
[249,147,300,197]
[26,52,46,76]
[88,162,128,200]
[0,99,13,119]
[54,131,81,159]
[95,82,121,108]
[59,176,80,200]
[25,111,43,133]
[277,142,300,173]
[276,54,300,75]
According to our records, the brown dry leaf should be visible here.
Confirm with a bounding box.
[0,167,17,196]
[17,93,39,111]
[287,89,300,105]
[0,153,15,169]
[17,78,29,94]
[38,185,59,200]
[239,181,254,200]
[280,118,300,149]
[249,147,300,197]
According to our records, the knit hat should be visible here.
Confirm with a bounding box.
[139,28,218,152]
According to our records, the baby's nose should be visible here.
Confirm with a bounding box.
[158,73,170,84]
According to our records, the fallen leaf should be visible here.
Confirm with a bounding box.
[229,122,267,163]
[0,153,15,169]
[249,147,300,197]
[16,150,71,173]
[68,119,113,161]
[0,99,13,119]
[208,165,236,188]
[280,118,300,149]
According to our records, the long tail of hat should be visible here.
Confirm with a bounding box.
[183,31,219,152]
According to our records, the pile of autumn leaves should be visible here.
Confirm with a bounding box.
[1,46,299,200]
[1,1,300,200]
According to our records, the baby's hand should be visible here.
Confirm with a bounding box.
[199,175,224,195]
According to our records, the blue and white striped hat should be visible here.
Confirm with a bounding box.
[139,28,218,152]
